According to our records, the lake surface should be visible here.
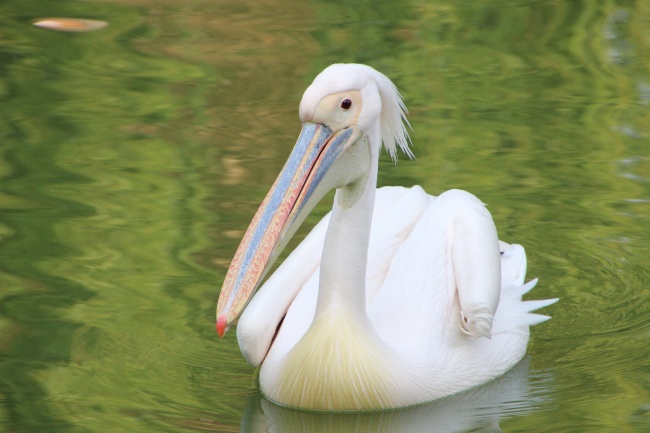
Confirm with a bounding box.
[1,0,649,431]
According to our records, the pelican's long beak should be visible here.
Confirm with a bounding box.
[216,123,361,337]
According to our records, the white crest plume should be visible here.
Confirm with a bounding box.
[370,67,414,161]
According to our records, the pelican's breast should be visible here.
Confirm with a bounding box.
[259,307,407,411]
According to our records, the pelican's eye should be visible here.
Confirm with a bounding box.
[340,98,352,110]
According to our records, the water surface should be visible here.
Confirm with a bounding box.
[0,0,649,432]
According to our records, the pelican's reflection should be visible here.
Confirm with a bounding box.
[239,359,551,433]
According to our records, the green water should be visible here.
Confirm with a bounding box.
[0,0,649,431]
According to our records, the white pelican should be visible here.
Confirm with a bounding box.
[216,63,557,411]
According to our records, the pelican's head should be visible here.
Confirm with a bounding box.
[299,64,412,161]
[216,64,411,337]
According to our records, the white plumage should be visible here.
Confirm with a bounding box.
[217,64,558,410]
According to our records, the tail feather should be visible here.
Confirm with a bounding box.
[493,278,558,334]
[514,278,539,297]
[492,241,558,335]
[521,298,559,314]
[525,313,554,326]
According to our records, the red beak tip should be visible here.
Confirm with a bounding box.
[216,314,228,338]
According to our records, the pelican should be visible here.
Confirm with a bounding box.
[216,63,557,411]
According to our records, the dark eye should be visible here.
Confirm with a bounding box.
[340,98,352,110]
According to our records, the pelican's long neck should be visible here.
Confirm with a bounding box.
[266,131,412,410]
[315,138,379,320]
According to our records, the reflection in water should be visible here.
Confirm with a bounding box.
[241,360,551,433]
[618,157,649,184]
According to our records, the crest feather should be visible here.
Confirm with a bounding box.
[371,69,413,161]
